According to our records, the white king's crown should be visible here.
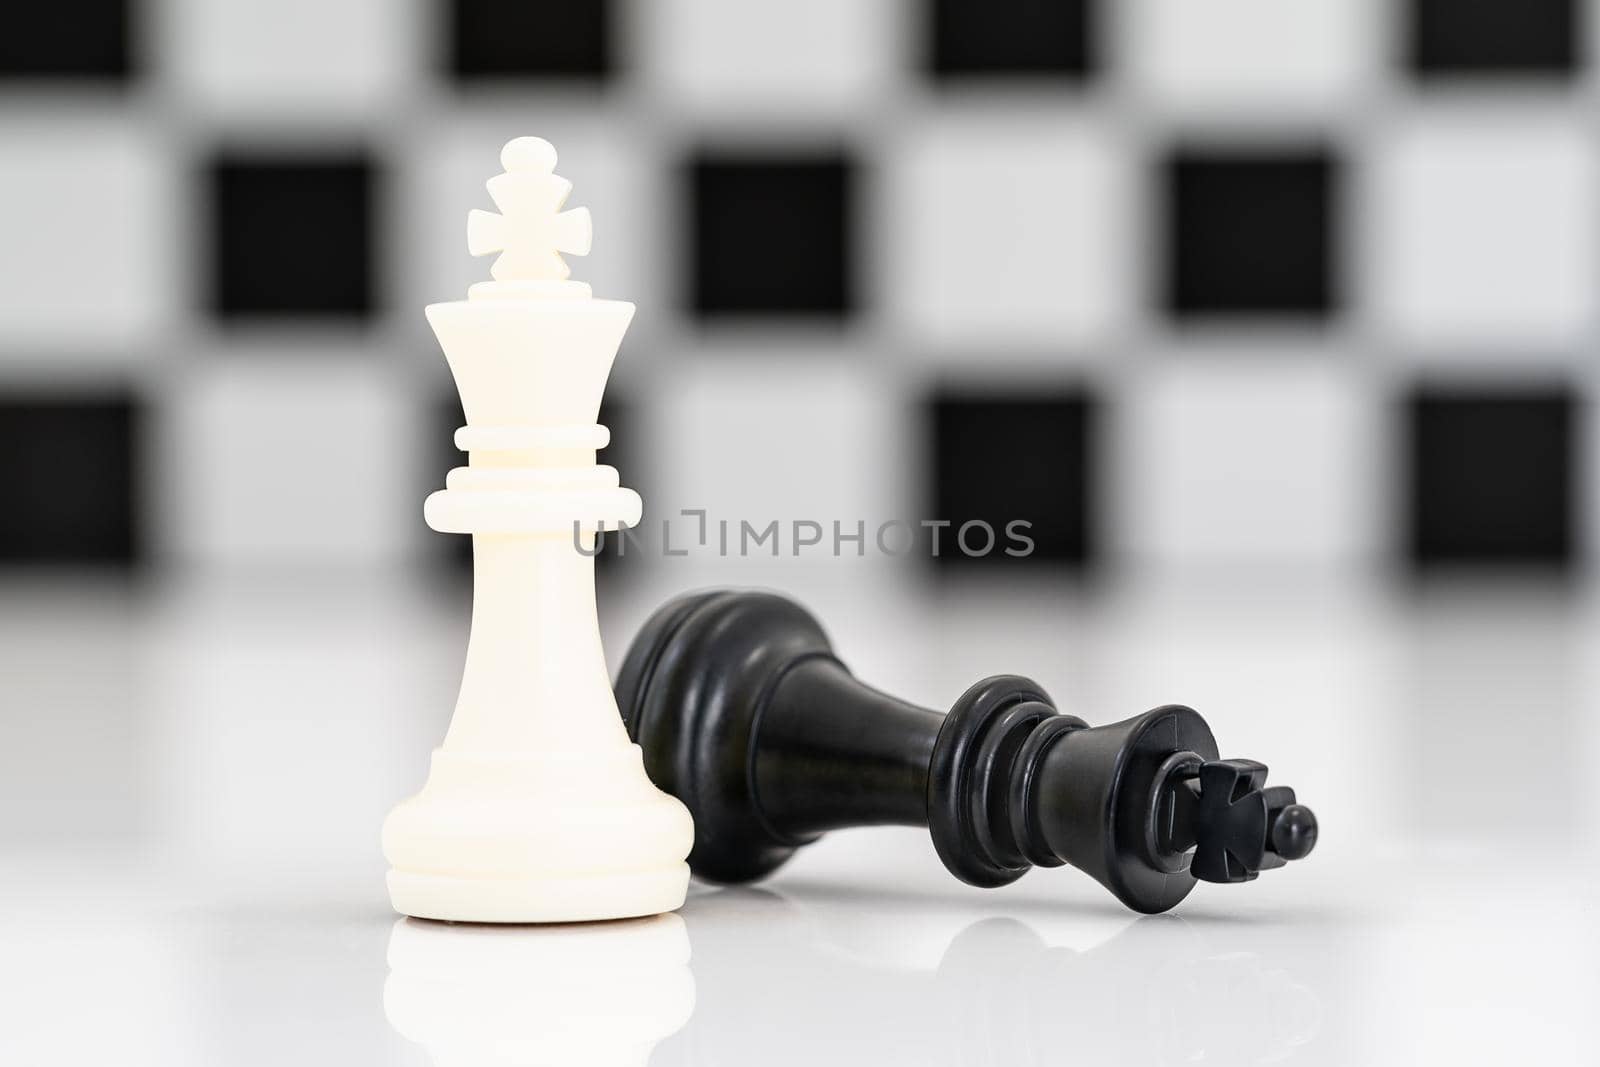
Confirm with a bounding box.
[465,137,594,282]
[425,136,636,431]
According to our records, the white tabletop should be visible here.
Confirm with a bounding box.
[2,569,1595,1065]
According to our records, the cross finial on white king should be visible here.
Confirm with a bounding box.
[466,137,594,282]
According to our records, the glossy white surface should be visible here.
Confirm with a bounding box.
[1,571,1596,1064]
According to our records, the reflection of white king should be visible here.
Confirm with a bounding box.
[385,915,694,1066]
[383,136,693,922]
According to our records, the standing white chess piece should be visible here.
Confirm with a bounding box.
[383,136,693,922]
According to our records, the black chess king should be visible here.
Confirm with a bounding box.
[617,590,1318,914]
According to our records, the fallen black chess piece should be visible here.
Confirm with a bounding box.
[616,589,1317,914]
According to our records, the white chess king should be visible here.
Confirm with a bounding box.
[383,136,693,922]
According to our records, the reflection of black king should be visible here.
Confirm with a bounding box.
[660,890,1322,1065]
[617,590,1318,913]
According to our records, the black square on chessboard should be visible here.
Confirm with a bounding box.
[1164,148,1337,320]
[447,0,611,80]
[926,390,1097,569]
[1405,387,1578,571]
[1407,0,1578,77]
[434,394,638,573]
[689,154,854,318]
[0,394,140,567]
[0,0,131,80]
[208,154,376,320]
[927,0,1095,78]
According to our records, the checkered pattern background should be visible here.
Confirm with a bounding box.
[1,0,1595,584]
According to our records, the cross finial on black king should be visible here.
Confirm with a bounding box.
[616,590,1318,914]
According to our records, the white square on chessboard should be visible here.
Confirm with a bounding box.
[402,122,658,322]
[1121,0,1380,111]
[0,118,173,352]
[638,0,901,115]
[155,356,417,568]
[1365,113,1598,348]
[650,352,907,569]
[162,0,416,116]
[884,114,1133,352]
[1114,357,1379,569]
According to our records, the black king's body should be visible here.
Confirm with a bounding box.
[617,590,1317,914]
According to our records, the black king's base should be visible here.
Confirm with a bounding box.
[617,590,1318,914]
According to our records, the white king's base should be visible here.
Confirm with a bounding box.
[384,745,693,923]
[386,865,691,925]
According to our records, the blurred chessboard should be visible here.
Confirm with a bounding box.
[0,0,1594,586]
